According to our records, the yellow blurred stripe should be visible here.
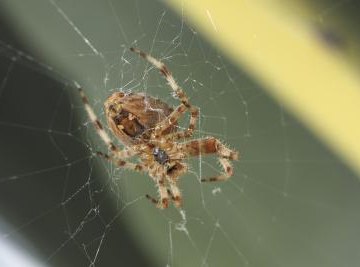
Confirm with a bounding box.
[166,0,360,176]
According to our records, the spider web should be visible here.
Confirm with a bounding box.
[1,0,360,266]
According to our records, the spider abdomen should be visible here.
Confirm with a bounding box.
[104,92,175,145]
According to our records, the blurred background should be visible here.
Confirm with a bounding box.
[0,0,360,266]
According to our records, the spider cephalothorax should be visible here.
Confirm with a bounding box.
[79,47,239,209]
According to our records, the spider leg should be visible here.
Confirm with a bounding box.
[154,178,170,209]
[150,179,182,208]
[145,189,173,209]
[146,165,170,209]
[78,88,118,152]
[202,158,234,182]
[152,103,186,139]
[152,103,199,140]
[113,148,138,159]
[180,137,239,182]
[99,150,170,209]
[165,161,188,207]
[130,47,199,139]
[130,47,189,105]
[96,152,144,172]
[168,183,182,208]
[145,194,159,205]
[173,105,199,140]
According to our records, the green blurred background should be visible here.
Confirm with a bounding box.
[0,1,359,266]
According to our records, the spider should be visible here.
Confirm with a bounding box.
[78,47,239,209]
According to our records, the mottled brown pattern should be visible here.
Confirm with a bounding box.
[185,138,217,156]
[104,93,175,145]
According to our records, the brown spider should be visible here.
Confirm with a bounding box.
[78,47,239,209]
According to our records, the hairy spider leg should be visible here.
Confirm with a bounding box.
[96,152,145,172]
[130,47,199,139]
[180,137,239,182]
[168,182,182,207]
[152,175,182,208]
[98,151,171,208]
[145,194,159,205]
[147,164,170,209]
[165,188,182,208]
[166,106,199,140]
[152,102,200,141]
[79,88,118,152]
[79,87,142,161]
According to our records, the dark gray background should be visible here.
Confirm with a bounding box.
[0,1,360,266]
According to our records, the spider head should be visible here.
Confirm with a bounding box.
[104,92,175,145]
